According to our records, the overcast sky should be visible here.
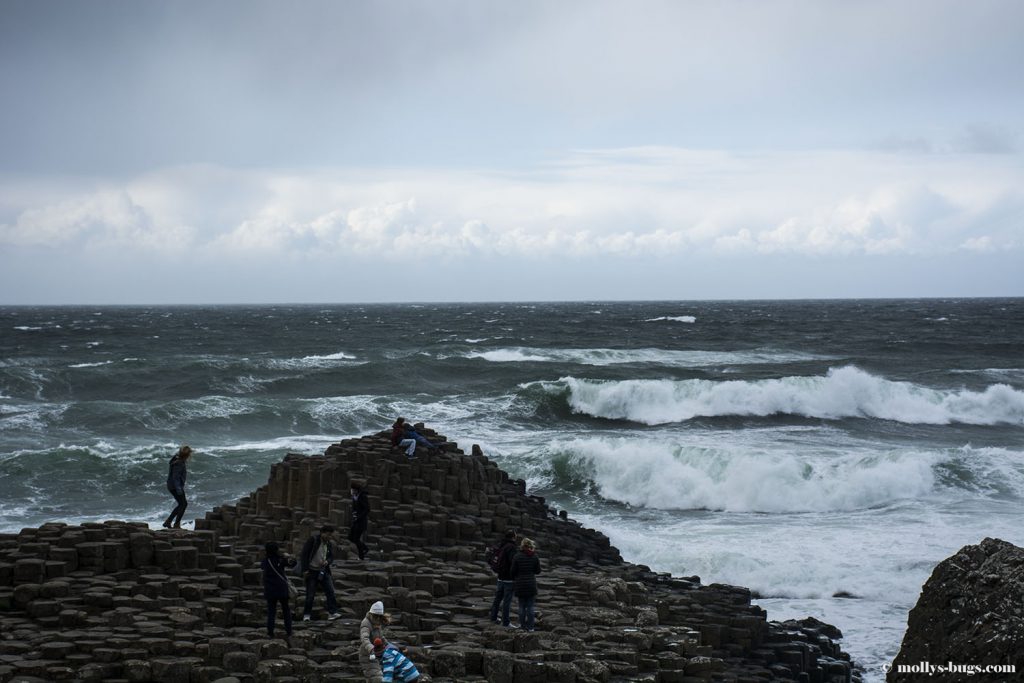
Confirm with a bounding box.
[1,0,1021,304]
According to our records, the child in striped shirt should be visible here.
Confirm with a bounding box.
[374,638,420,683]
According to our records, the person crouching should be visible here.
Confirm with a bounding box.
[375,637,420,682]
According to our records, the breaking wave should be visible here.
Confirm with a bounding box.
[549,366,1024,425]
[536,438,1024,513]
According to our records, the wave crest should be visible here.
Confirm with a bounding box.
[554,366,1024,425]
[543,437,949,513]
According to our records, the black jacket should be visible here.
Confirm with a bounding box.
[495,540,517,581]
[166,456,187,492]
[300,533,334,574]
[510,550,541,597]
[261,555,296,599]
[351,490,370,527]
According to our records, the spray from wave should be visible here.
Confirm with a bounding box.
[550,366,1024,425]
[535,437,945,513]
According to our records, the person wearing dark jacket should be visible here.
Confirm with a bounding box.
[162,445,192,529]
[299,526,341,621]
[391,417,418,459]
[510,537,541,631]
[261,541,297,640]
[488,529,519,627]
[349,481,370,560]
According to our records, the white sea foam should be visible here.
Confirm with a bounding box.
[469,349,550,363]
[473,347,824,367]
[548,436,946,513]
[644,316,697,323]
[68,361,115,369]
[302,351,356,361]
[555,366,1024,425]
[13,326,43,331]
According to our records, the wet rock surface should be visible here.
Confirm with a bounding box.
[0,428,857,682]
[889,537,1024,683]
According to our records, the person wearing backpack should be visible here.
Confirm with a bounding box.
[487,529,518,627]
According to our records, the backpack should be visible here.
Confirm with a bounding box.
[485,543,503,573]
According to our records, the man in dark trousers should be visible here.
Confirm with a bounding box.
[299,525,341,621]
[488,529,518,627]
[349,480,370,560]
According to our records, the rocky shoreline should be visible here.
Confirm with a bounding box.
[0,427,858,682]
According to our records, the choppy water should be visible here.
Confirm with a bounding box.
[2,299,1022,680]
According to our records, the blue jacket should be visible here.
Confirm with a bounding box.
[381,644,420,682]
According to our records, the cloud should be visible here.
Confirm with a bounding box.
[1,148,1021,266]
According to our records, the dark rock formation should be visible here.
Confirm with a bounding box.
[889,537,1024,682]
[0,427,857,682]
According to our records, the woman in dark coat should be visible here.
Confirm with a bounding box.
[510,537,541,631]
[162,445,192,529]
[261,541,297,640]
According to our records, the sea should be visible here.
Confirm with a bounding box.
[2,299,1022,680]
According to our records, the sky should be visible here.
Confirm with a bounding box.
[1,0,1022,304]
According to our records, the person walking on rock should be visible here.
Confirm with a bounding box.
[299,525,341,621]
[488,529,519,627]
[261,541,296,642]
[359,601,390,682]
[511,537,541,632]
[349,480,370,560]
[162,445,192,529]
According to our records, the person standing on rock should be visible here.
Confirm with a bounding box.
[162,445,192,529]
[488,528,519,627]
[511,537,541,632]
[359,601,389,682]
[299,525,341,621]
[349,480,370,560]
[261,541,296,642]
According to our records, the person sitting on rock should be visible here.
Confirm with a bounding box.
[260,541,297,642]
[391,417,418,459]
[402,423,444,457]
[488,528,519,627]
[511,537,542,632]
[299,525,341,621]
[360,601,390,683]
[374,637,420,683]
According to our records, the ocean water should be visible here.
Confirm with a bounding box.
[2,300,1023,680]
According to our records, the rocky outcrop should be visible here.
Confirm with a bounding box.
[0,427,857,682]
[889,537,1024,682]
